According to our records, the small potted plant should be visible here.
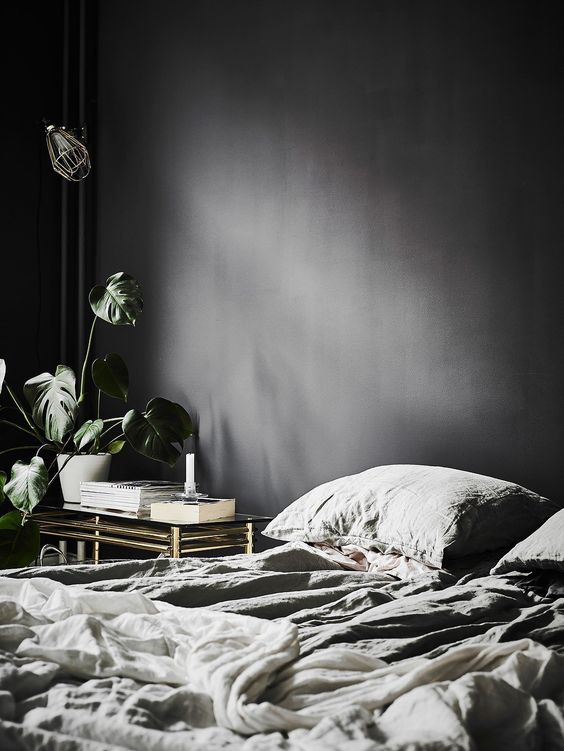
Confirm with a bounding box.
[0,272,194,568]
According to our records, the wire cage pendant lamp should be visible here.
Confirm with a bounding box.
[45,123,91,182]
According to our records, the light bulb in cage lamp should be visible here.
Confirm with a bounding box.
[45,123,91,181]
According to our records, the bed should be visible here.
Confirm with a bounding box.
[1,465,564,750]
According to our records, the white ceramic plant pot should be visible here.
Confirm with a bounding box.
[57,453,112,505]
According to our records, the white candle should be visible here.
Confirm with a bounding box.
[185,453,195,495]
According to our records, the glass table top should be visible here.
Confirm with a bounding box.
[35,503,273,528]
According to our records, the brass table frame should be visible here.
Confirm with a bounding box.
[34,509,272,563]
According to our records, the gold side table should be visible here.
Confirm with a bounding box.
[34,507,273,563]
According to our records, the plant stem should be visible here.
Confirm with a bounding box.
[46,434,74,474]
[35,443,57,457]
[0,445,41,456]
[101,431,125,452]
[97,389,101,419]
[99,421,124,443]
[0,419,40,441]
[78,317,97,405]
[4,384,40,436]
[47,450,79,489]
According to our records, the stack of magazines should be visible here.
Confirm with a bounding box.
[80,481,184,515]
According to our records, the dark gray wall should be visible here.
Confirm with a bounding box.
[95,0,564,514]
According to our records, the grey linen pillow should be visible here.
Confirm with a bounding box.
[491,508,564,575]
[263,465,557,567]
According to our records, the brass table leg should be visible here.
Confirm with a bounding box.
[94,515,100,564]
[170,526,180,558]
[245,522,254,554]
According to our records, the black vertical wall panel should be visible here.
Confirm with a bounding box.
[0,4,64,459]
[95,0,564,514]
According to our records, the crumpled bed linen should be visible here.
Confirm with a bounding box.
[312,542,438,579]
[1,542,564,750]
[311,542,508,584]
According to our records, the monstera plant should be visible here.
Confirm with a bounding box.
[0,272,194,568]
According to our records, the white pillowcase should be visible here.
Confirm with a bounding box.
[263,465,557,567]
[491,507,564,575]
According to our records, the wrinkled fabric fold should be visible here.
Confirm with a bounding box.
[2,544,564,749]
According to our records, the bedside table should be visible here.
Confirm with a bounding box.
[33,506,273,563]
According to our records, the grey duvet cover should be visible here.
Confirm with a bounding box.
[1,542,564,750]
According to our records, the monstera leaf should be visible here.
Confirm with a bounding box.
[74,419,104,452]
[89,272,143,326]
[24,365,78,443]
[92,353,129,401]
[123,398,194,466]
[0,359,5,395]
[107,439,125,455]
[4,457,48,514]
[0,511,40,569]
